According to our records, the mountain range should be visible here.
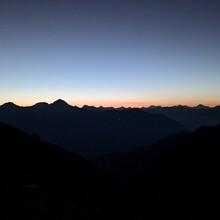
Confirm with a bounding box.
[142,105,220,131]
[0,99,186,159]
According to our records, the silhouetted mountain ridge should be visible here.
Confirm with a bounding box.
[195,104,210,109]
[33,102,49,107]
[51,99,69,107]
[2,100,219,110]
[143,105,220,130]
[0,100,186,159]
[1,102,20,109]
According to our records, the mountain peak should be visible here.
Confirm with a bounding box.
[1,102,19,108]
[195,104,210,109]
[33,102,49,108]
[51,99,69,107]
[82,105,97,110]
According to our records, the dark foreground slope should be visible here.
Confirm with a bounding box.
[0,121,145,220]
[0,100,186,159]
[96,124,220,219]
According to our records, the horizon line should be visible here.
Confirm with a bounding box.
[0,99,219,109]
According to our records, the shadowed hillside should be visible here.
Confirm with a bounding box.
[0,121,146,220]
[96,124,220,219]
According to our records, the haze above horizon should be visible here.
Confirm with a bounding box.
[1,0,220,107]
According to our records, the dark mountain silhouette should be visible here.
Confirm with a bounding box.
[82,105,99,111]
[96,124,220,219]
[143,105,220,131]
[0,121,146,220]
[52,99,69,106]
[82,105,116,111]
[214,105,220,111]
[32,102,50,109]
[1,102,20,109]
[195,104,210,110]
[0,100,185,159]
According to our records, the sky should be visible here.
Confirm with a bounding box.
[0,0,220,107]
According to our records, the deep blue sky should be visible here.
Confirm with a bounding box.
[1,0,220,107]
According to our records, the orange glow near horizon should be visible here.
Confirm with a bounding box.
[1,98,219,108]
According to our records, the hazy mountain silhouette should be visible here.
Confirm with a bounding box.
[195,104,210,110]
[0,100,185,159]
[96,124,220,219]
[0,121,147,220]
[143,105,220,131]
[82,105,115,111]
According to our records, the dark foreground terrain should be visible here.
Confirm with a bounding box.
[0,121,146,220]
[96,124,220,219]
[1,119,220,219]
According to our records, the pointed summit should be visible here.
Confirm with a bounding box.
[195,104,210,110]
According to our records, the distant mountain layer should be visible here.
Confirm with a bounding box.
[0,100,185,159]
[83,104,220,130]
[96,124,220,219]
[142,105,220,131]
[0,121,145,220]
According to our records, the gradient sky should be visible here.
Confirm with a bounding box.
[1,0,220,107]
